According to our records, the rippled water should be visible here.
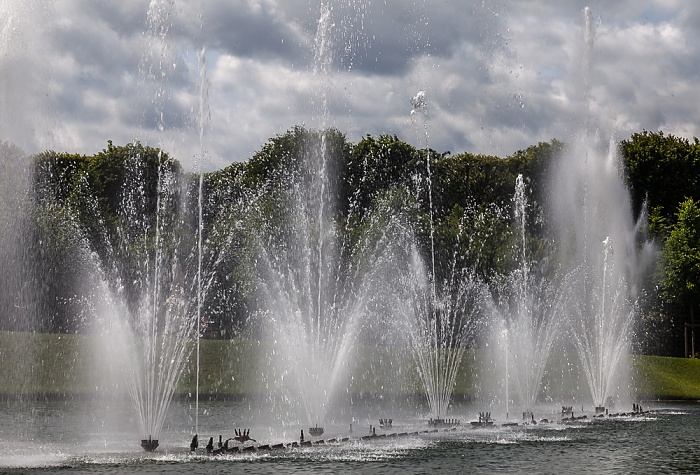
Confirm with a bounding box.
[1,400,698,474]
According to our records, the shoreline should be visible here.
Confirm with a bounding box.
[2,332,700,401]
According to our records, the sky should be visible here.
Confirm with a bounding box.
[1,0,698,171]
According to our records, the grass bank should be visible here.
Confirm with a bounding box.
[632,355,700,400]
[1,332,699,401]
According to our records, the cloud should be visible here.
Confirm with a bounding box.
[0,0,698,170]
[193,0,310,63]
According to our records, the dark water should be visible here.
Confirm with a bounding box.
[1,400,699,474]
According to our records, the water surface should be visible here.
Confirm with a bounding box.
[1,400,697,474]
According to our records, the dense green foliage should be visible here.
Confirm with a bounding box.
[661,199,700,306]
[620,132,700,355]
[621,131,700,231]
[3,128,700,356]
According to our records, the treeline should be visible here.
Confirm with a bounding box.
[2,128,699,356]
[620,131,700,355]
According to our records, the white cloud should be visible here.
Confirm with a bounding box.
[1,0,698,170]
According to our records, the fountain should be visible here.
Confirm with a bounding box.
[547,7,649,410]
[0,1,668,469]
[252,2,394,431]
[1,0,218,450]
[399,240,483,422]
[253,130,360,429]
[80,146,200,449]
[488,175,566,417]
[0,2,57,392]
[83,0,198,449]
[251,127,414,430]
[401,89,486,424]
[87,38,219,448]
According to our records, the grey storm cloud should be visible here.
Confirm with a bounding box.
[193,0,310,63]
[1,0,699,170]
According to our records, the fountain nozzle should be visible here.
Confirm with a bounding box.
[140,436,159,452]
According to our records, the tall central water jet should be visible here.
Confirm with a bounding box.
[256,130,362,428]
[548,7,647,409]
[255,2,380,429]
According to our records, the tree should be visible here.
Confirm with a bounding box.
[244,127,351,203]
[509,139,565,207]
[661,198,700,356]
[621,131,700,225]
[347,134,419,216]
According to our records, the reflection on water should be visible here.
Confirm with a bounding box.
[1,400,699,474]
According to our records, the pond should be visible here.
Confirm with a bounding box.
[1,399,697,474]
